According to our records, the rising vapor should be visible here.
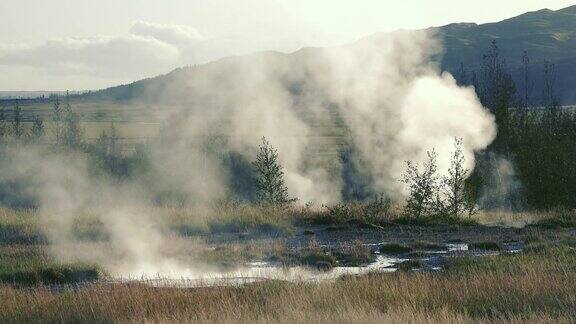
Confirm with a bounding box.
[0,29,497,276]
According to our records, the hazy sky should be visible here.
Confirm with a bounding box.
[0,0,574,90]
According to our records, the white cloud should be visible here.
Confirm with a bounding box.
[130,21,203,45]
[0,33,181,81]
[0,21,207,89]
[0,20,336,90]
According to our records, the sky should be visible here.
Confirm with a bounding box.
[0,0,574,91]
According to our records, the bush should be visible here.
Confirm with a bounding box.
[401,151,439,219]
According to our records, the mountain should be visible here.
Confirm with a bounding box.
[85,5,576,105]
[438,6,576,70]
[434,5,576,104]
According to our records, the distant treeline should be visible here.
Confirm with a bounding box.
[460,41,576,210]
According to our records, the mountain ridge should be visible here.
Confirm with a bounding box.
[85,5,576,105]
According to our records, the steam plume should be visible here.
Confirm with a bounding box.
[0,29,497,276]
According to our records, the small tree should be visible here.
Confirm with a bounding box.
[12,103,24,139]
[401,150,439,218]
[441,138,476,218]
[542,60,561,125]
[31,115,45,142]
[95,123,123,176]
[61,98,83,150]
[252,137,295,205]
[478,40,515,153]
[0,108,6,139]
[52,97,64,144]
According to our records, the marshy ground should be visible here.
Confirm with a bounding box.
[1,206,575,322]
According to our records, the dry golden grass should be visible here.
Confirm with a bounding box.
[162,204,296,234]
[475,210,553,227]
[475,209,576,230]
[6,205,569,243]
[0,205,298,244]
[1,205,575,322]
[0,207,37,229]
[1,244,575,323]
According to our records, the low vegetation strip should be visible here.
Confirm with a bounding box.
[0,265,103,286]
[0,243,574,322]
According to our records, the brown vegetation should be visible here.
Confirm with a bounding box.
[0,244,575,323]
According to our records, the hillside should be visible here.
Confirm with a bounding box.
[435,5,576,104]
[438,6,576,70]
[83,5,576,105]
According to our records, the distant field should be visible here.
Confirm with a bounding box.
[4,100,576,164]
[9,121,161,143]
[1,100,167,123]
[0,100,350,166]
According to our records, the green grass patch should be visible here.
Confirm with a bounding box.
[0,264,104,286]
[171,219,294,237]
[393,215,478,227]
[379,243,412,255]
[300,251,337,271]
[396,260,423,271]
[532,214,576,229]
[207,219,293,236]
[333,241,375,266]
[469,241,502,251]
[275,239,338,270]
[447,243,576,274]
[0,245,105,286]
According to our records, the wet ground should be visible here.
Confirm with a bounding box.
[111,222,576,288]
[106,222,539,288]
[35,224,573,289]
[115,240,525,288]
[202,221,563,253]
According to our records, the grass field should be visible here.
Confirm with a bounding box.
[1,101,576,322]
[1,242,575,322]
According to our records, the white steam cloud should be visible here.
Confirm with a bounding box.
[0,29,497,277]
[130,21,204,45]
[307,30,496,197]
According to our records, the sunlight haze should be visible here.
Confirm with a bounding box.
[0,0,574,90]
